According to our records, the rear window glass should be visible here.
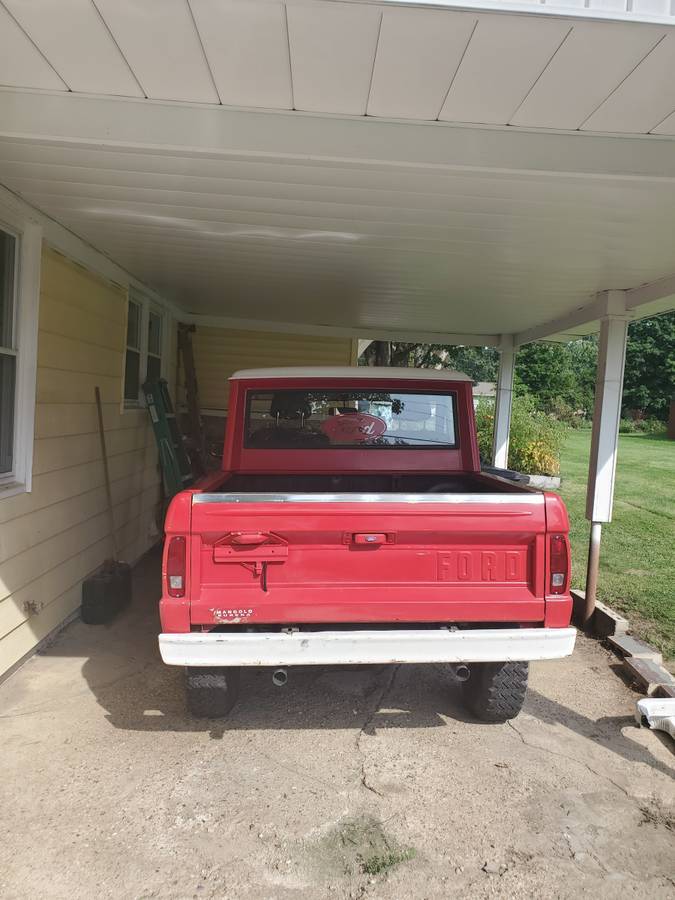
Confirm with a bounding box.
[245,389,457,449]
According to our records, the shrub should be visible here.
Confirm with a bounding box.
[619,417,666,435]
[475,394,566,476]
[547,397,586,428]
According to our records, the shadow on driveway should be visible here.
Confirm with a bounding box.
[42,549,675,781]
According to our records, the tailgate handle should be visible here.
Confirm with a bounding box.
[352,533,388,546]
[229,532,271,547]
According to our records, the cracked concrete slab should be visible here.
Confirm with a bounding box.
[0,550,673,899]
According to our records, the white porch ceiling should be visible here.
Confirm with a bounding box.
[1,0,675,132]
[0,1,674,342]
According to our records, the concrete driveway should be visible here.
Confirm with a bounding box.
[1,550,673,900]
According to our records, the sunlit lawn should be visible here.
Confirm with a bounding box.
[559,430,675,659]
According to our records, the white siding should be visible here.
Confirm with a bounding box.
[189,325,356,413]
[0,247,168,674]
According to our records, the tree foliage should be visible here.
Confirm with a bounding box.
[362,312,674,422]
[362,342,498,381]
[622,312,675,419]
[515,338,597,419]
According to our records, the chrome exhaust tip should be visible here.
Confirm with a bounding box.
[453,664,471,682]
[272,668,288,687]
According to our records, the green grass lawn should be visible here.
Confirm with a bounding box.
[558,429,675,659]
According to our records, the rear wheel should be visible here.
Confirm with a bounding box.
[185,666,241,718]
[462,661,528,723]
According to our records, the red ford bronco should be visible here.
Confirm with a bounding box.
[159,367,575,721]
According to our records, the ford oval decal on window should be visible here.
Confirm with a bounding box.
[320,412,387,444]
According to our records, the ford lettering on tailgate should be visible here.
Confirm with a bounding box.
[437,549,527,584]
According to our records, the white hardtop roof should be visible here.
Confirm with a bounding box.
[230,366,472,382]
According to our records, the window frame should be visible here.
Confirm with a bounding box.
[123,290,166,409]
[0,213,40,498]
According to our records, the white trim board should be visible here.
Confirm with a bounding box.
[0,203,40,498]
[0,183,180,320]
[1,90,675,180]
[184,313,500,347]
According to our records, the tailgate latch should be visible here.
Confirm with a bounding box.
[212,532,288,592]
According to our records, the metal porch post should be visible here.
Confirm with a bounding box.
[584,292,630,625]
[492,335,515,469]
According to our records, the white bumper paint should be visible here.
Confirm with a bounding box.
[159,627,576,667]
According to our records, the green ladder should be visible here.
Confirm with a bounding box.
[143,378,194,500]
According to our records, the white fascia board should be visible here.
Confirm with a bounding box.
[184,312,499,347]
[342,0,675,28]
[1,89,675,181]
[516,275,675,345]
[0,182,181,319]
[626,273,675,310]
[515,291,633,346]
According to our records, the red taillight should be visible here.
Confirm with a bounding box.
[549,533,569,594]
[166,536,186,598]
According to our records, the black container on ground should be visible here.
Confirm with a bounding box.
[81,562,132,624]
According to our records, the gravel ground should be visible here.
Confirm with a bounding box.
[1,550,673,899]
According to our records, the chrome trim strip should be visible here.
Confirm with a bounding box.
[193,492,541,504]
[159,627,576,667]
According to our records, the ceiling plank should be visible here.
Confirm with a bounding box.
[440,14,570,125]
[286,1,382,114]
[511,20,665,129]
[189,0,292,109]
[366,7,476,120]
[0,4,66,90]
[583,31,675,133]
[93,0,219,102]
[3,0,143,96]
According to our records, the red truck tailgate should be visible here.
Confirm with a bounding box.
[187,493,546,626]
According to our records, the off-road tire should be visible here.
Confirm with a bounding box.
[462,661,528,723]
[185,666,241,718]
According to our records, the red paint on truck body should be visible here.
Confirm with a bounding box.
[159,374,572,634]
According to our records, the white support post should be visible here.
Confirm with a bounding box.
[583,291,630,624]
[492,335,516,469]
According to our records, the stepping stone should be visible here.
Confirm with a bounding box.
[608,633,663,664]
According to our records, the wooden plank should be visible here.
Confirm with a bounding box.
[623,657,675,696]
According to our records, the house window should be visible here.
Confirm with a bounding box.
[147,310,162,383]
[0,228,17,475]
[123,292,165,406]
[0,216,39,496]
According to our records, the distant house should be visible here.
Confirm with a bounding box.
[472,382,496,408]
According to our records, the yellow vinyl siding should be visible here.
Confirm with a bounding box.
[191,326,356,412]
[0,246,167,676]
